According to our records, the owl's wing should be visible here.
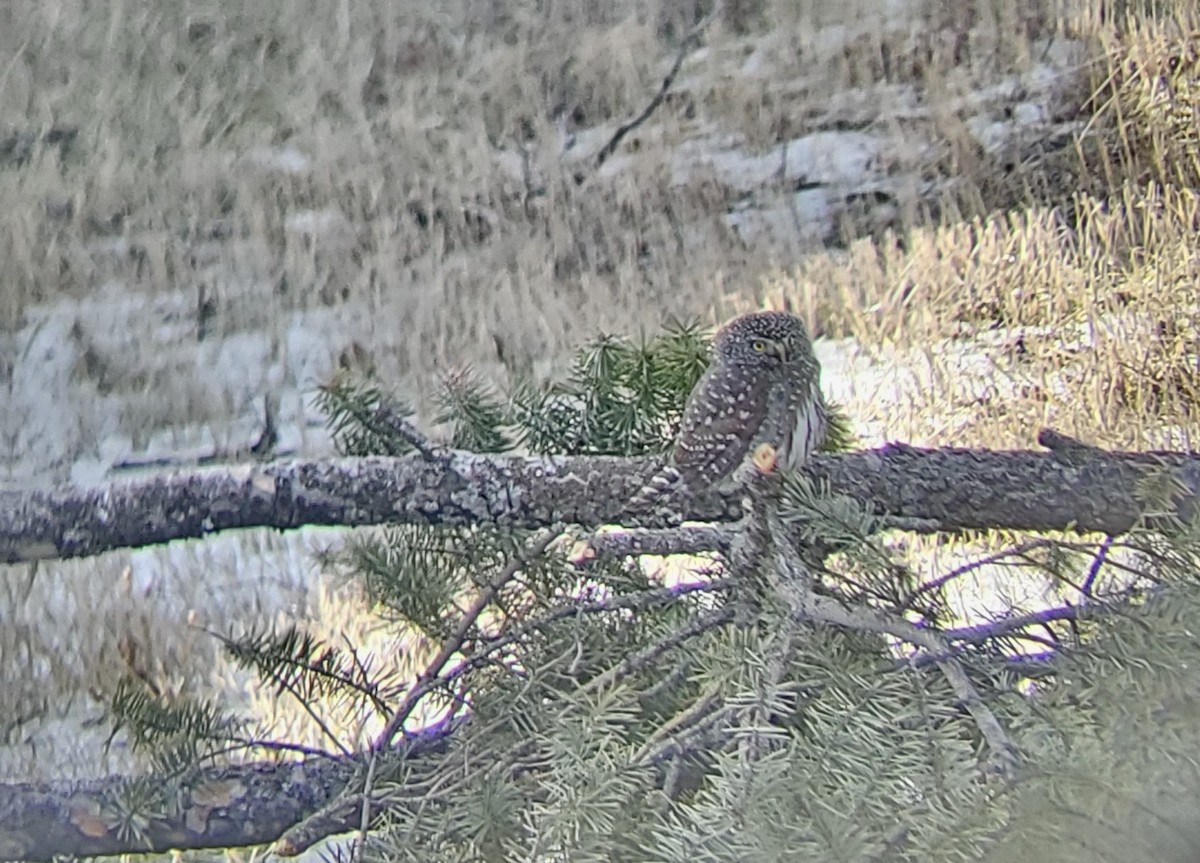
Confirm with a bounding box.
[670,367,771,491]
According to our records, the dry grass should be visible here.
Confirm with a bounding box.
[1,1,742,348]
[5,0,1200,794]
[770,179,1200,448]
[768,10,1200,451]
[0,0,1084,367]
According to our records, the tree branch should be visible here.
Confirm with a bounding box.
[4,436,1196,564]
[801,591,1019,774]
[0,719,458,863]
[940,602,1108,647]
[371,528,561,750]
[0,585,1098,861]
[568,525,733,561]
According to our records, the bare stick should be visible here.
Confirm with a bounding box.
[352,752,378,863]
[940,603,1108,647]
[1080,535,1114,597]
[584,5,720,177]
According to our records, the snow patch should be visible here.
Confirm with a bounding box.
[285,208,352,237]
[243,146,311,174]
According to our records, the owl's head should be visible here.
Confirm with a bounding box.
[714,311,813,368]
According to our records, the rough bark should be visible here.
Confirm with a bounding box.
[0,722,456,862]
[3,436,1198,564]
[0,757,358,861]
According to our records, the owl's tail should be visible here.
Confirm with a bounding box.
[626,465,684,515]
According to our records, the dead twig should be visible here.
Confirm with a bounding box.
[353,751,379,863]
[940,602,1109,648]
[581,4,720,181]
[1080,535,1114,597]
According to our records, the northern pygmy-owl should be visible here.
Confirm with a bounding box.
[630,310,827,512]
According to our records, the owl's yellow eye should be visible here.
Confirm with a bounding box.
[751,339,767,352]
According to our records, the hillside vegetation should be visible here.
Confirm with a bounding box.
[4,1,1200,853]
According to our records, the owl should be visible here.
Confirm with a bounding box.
[629,311,827,513]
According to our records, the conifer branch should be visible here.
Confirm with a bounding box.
[0,724,455,863]
[737,479,1020,775]
[317,380,425,459]
[446,577,731,688]
[581,606,739,694]
[742,502,814,763]
[272,716,466,857]
[214,627,398,721]
[0,586,1128,861]
[802,591,1020,774]
[371,528,561,750]
[6,434,1200,564]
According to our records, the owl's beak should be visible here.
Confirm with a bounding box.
[772,343,788,362]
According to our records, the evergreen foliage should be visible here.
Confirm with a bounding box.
[109,677,242,775]
[111,324,1200,861]
[508,322,711,456]
[317,377,418,457]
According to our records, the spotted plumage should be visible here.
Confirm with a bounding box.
[629,311,827,513]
